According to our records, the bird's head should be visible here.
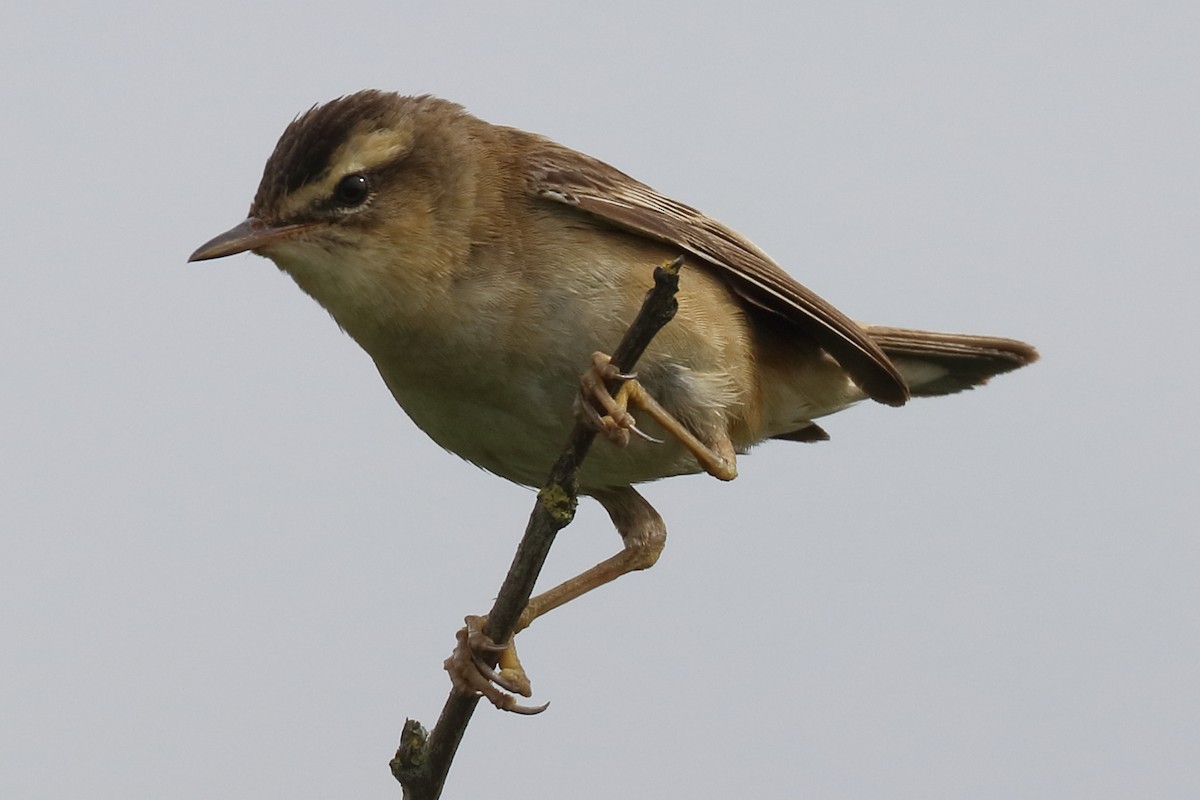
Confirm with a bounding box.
[189,91,494,337]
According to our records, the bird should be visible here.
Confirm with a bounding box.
[189,90,1037,713]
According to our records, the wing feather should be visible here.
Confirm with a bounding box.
[524,138,909,406]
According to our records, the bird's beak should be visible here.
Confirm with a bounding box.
[188,217,318,262]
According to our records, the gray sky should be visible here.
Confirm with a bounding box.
[3,2,1197,798]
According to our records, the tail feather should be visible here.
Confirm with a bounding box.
[865,325,1039,397]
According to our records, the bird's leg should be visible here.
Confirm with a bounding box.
[576,352,738,481]
[445,487,667,713]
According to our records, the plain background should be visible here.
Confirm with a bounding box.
[3,2,1197,798]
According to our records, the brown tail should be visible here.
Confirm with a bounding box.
[865,325,1039,397]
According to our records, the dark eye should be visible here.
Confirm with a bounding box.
[332,173,371,208]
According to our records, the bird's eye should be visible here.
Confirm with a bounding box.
[332,173,372,208]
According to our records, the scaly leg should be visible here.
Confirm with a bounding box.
[446,353,741,712]
[445,487,668,713]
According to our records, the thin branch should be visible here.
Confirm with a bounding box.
[391,256,684,800]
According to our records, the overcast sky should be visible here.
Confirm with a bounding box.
[3,2,1197,798]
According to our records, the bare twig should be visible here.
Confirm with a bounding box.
[391,257,684,800]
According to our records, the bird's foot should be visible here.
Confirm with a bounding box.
[444,615,549,715]
[575,351,738,481]
[575,352,664,447]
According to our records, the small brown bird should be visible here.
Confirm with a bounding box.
[190,91,1036,713]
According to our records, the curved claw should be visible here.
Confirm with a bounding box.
[590,352,636,382]
[628,423,664,444]
[468,650,532,696]
[503,698,551,715]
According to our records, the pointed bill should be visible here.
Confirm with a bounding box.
[188,217,319,262]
